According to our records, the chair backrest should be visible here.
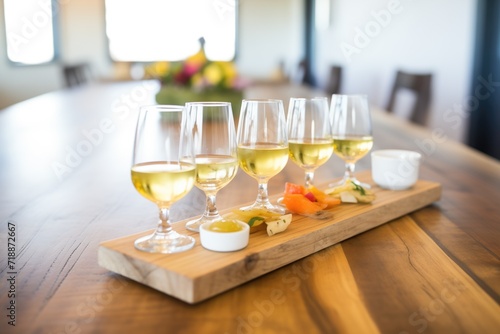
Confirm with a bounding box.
[63,63,92,88]
[297,59,309,85]
[325,65,342,95]
[386,70,432,125]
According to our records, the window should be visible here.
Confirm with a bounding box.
[315,0,331,31]
[105,0,237,62]
[3,0,57,65]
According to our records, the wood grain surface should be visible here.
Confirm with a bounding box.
[98,175,441,303]
[0,81,499,333]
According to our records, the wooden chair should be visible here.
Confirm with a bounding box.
[297,59,309,85]
[297,59,318,86]
[63,63,92,88]
[325,65,342,95]
[386,70,432,126]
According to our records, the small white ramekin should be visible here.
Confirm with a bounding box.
[199,220,250,252]
[371,149,422,190]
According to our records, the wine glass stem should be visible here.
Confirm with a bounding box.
[157,207,173,234]
[256,181,270,205]
[305,171,314,189]
[344,162,356,180]
[204,192,219,218]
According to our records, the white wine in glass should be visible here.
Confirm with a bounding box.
[185,102,238,232]
[330,94,373,187]
[287,97,333,188]
[131,105,196,253]
[237,99,288,213]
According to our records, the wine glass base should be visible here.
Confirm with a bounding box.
[185,215,224,233]
[134,231,195,254]
[240,202,287,215]
[328,176,371,189]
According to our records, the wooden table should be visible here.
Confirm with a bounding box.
[1,81,499,333]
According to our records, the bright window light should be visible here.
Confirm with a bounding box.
[3,0,56,65]
[315,0,330,31]
[105,0,237,62]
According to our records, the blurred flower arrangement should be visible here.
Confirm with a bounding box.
[145,47,242,92]
[146,39,244,115]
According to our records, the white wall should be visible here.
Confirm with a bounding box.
[238,0,303,80]
[0,0,113,109]
[0,1,60,107]
[0,0,302,109]
[0,0,477,142]
[315,0,477,142]
[58,0,110,76]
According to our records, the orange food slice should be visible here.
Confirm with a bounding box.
[285,182,306,195]
[309,186,341,208]
[282,193,327,214]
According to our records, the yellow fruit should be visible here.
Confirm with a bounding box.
[204,63,223,85]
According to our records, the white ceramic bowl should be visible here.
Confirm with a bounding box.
[371,149,422,190]
[199,220,250,252]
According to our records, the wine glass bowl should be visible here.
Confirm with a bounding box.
[237,99,288,213]
[131,105,196,253]
[287,97,333,188]
[185,102,238,232]
[330,94,373,188]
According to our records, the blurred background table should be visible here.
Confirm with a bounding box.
[0,81,499,333]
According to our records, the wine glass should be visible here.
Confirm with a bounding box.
[287,97,333,188]
[236,99,288,213]
[185,102,238,232]
[131,105,196,253]
[329,94,373,187]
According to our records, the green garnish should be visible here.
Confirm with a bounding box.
[248,216,265,227]
[351,181,366,196]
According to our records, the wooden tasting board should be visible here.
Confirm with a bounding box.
[98,172,441,304]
